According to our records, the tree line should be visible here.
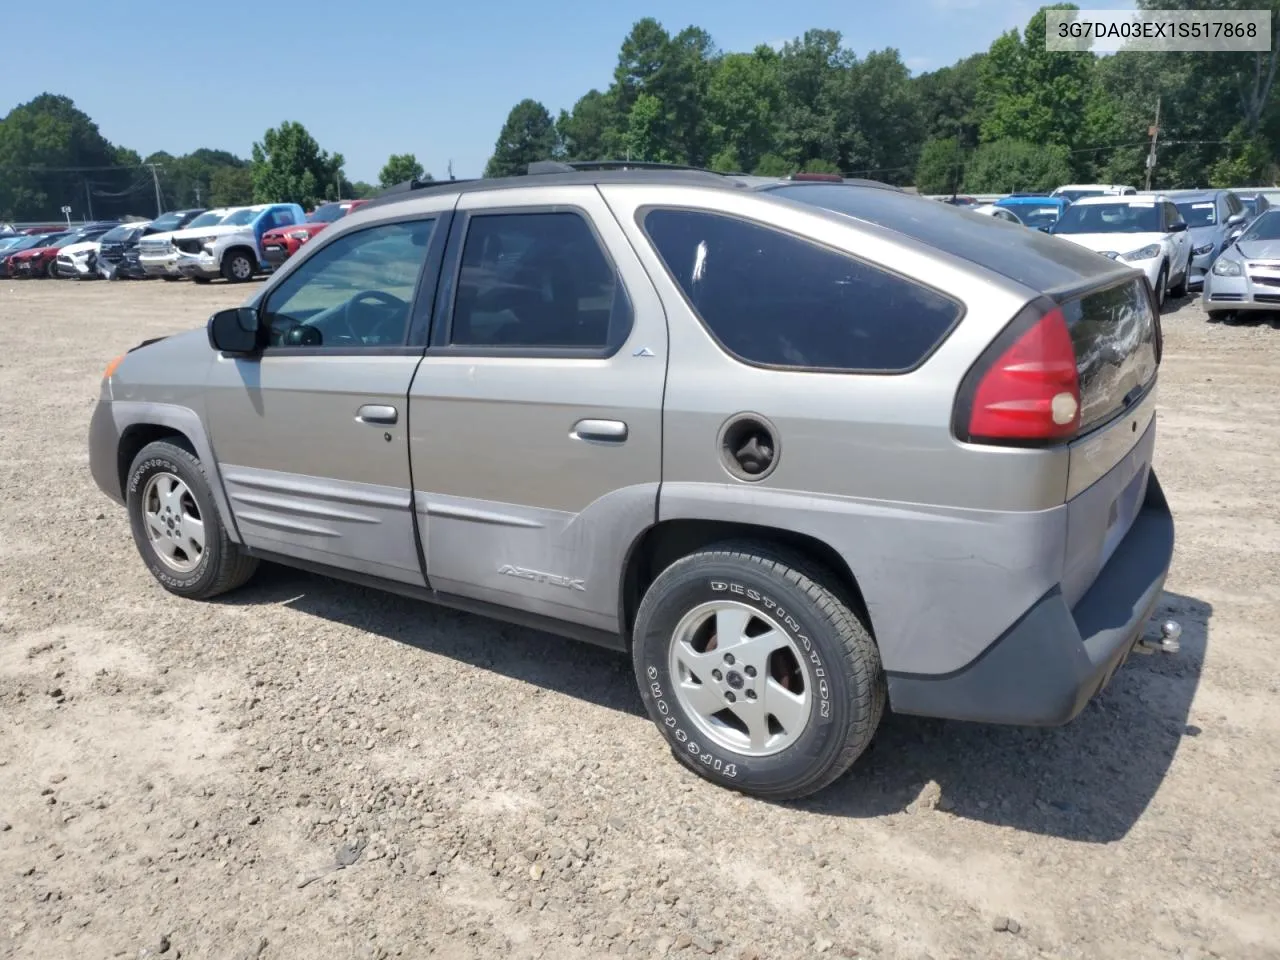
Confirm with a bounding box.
[486,1,1280,193]
[4,1,1278,221]
[0,99,433,221]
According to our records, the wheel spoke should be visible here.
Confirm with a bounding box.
[730,698,771,751]
[144,511,166,540]
[713,606,752,647]
[676,677,725,720]
[764,678,808,737]
[181,514,205,554]
[151,535,180,561]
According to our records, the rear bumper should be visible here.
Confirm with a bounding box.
[887,472,1174,726]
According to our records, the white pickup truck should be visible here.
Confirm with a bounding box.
[138,208,235,280]
[171,203,306,283]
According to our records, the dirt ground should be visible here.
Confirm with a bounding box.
[1,276,1278,960]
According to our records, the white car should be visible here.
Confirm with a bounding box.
[971,204,1023,225]
[170,202,305,283]
[1048,194,1192,308]
[54,239,103,279]
[138,208,236,279]
[1052,183,1139,202]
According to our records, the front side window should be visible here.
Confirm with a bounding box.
[643,208,961,372]
[448,211,630,351]
[262,219,435,349]
[221,208,258,227]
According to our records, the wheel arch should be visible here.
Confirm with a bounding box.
[222,244,259,273]
[110,401,242,543]
[618,519,872,648]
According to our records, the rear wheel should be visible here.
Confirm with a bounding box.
[631,542,884,800]
[222,249,255,283]
[126,440,258,600]
[1169,261,1188,299]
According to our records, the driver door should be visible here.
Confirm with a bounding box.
[203,214,448,586]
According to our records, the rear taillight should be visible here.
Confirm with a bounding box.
[954,298,1081,446]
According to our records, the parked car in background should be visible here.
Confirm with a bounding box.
[55,237,106,278]
[139,208,226,279]
[89,164,1175,800]
[262,199,367,266]
[1201,208,1280,319]
[0,232,68,277]
[1165,189,1250,292]
[1050,194,1191,308]
[1233,190,1271,223]
[171,203,306,283]
[1052,184,1139,202]
[22,225,65,235]
[8,222,119,278]
[972,204,1023,224]
[95,221,157,279]
[940,195,980,206]
[994,194,1071,230]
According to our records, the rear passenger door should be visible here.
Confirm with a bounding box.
[407,185,667,633]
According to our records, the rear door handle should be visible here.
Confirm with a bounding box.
[356,404,398,425]
[571,418,628,443]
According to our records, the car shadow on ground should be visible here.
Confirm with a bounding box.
[221,568,1209,842]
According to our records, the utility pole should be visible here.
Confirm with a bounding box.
[447,159,454,181]
[1144,97,1161,191]
[146,164,164,217]
[194,182,202,206]
[336,172,342,200]
[84,178,94,221]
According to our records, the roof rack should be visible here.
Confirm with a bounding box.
[530,159,720,175]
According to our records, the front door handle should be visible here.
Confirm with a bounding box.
[571,418,628,444]
[356,404,398,425]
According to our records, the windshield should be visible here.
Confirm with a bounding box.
[3,236,43,253]
[186,211,227,229]
[220,208,259,227]
[148,212,187,232]
[307,203,346,223]
[1010,205,1063,229]
[1240,197,1259,216]
[100,224,140,243]
[1056,189,1106,202]
[53,233,89,249]
[1053,202,1162,234]
[1175,200,1217,228]
[0,237,23,252]
[1239,210,1280,242]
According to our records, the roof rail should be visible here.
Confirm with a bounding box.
[525,159,729,180]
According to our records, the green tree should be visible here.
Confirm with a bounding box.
[775,29,848,167]
[485,99,558,177]
[625,93,678,163]
[705,47,783,174]
[836,48,922,182]
[557,89,617,160]
[209,166,254,206]
[914,53,988,150]
[979,4,1096,162]
[963,138,1073,193]
[915,137,965,194]
[379,153,427,188]
[753,153,793,176]
[349,181,380,199]
[801,158,841,173]
[250,121,345,207]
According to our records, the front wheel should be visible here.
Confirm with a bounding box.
[1154,264,1168,309]
[126,440,258,600]
[631,542,884,800]
[221,250,255,283]
[1169,261,1188,299]
[46,260,59,279]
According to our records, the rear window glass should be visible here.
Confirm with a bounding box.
[1062,277,1159,431]
[642,208,961,372]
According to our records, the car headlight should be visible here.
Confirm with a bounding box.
[1212,257,1243,277]
[285,230,312,241]
[1120,244,1161,261]
[1193,243,1215,256]
[1099,251,1120,259]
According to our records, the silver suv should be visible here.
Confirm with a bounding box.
[88,164,1178,800]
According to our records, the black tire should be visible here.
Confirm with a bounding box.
[1154,264,1168,309]
[631,541,884,800]
[161,276,182,282]
[191,276,211,284]
[46,259,59,279]
[1206,310,1232,323]
[126,440,258,600]
[1169,261,1188,299]
[221,249,256,283]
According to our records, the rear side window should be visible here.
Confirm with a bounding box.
[1062,277,1159,431]
[642,209,961,372]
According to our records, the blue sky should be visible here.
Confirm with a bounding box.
[3,0,1134,183]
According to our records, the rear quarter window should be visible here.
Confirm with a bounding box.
[641,208,962,373]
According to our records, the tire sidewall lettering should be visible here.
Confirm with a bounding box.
[128,454,214,589]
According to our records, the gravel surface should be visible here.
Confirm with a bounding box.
[1,278,1278,960]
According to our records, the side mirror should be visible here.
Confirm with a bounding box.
[1038,224,1053,232]
[207,307,261,355]
[1226,211,1246,227]
[1169,221,1188,233]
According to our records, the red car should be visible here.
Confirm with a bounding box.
[1,232,68,278]
[261,199,367,266]
[8,224,117,278]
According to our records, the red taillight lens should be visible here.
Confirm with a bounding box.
[957,303,1081,445]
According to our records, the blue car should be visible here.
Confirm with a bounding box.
[994,194,1071,231]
